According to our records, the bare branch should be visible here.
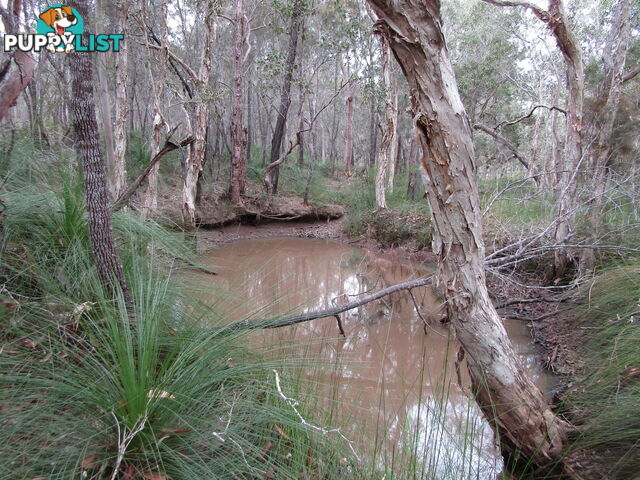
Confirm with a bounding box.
[480,0,549,23]
[622,65,640,83]
[473,123,529,169]
[112,136,195,211]
[221,276,433,334]
[494,104,566,129]
[147,43,199,84]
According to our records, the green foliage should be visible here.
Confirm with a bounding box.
[564,263,640,478]
[339,171,432,249]
[0,185,357,479]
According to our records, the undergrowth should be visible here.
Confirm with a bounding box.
[563,262,640,478]
[0,181,359,479]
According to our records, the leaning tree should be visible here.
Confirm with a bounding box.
[365,0,568,470]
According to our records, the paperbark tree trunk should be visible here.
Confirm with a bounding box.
[366,0,568,469]
[483,0,584,281]
[182,3,216,228]
[112,0,129,199]
[374,33,396,210]
[229,0,248,205]
[267,0,304,194]
[386,89,398,192]
[70,0,131,304]
[582,0,633,269]
[0,1,36,125]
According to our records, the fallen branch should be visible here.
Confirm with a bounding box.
[112,135,195,212]
[494,297,570,309]
[220,276,433,334]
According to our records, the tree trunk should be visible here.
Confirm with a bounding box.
[374,34,395,210]
[0,1,35,125]
[366,1,568,470]
[182,3,216,228]
[386,89,398,192]
[582,0,633,269]
[70,0,131,304]
[112,0,129,199]
[267,0,304,194]
[342,56,354,175]
[143,0,169,216]
[95,53,116,198]
[229,0,248,205]
[483,0,584,281]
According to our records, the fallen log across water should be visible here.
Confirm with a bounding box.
[218,275,433,336]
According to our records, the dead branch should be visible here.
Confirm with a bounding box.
[494,297,570,309]
[263,77,352,193]
[220,276,433,334]
[622,65,639,83]
[473,123,530,170]
[494,104,567,130]
[112,136,195,212]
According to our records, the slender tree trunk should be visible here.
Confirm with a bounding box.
[70,0,131,304]
[368,104,378,169]
[374,34,395,210]
[342,56,354,175]
[143,0,169,215]
[386,89,398,192]
[366,1,568,469]
[95,51,116,198]
[229,0,248,205]
[182,4,216,228]
[112,0,129,199]
[0,1,35,124]
[484,0,584,280]
[582,0,633,269]
[267,0,304,194]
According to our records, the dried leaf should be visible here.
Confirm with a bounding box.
[81,454,98,469]
[159,427,191,435]
[273,424,289,439]
[259,440,273,460]
[147,389,175,400]
[142,473,168,480]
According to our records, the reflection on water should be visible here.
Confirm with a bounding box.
[190,237,555,478]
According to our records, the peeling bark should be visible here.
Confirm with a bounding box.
[366,0,568,469]
[229,0,248,205]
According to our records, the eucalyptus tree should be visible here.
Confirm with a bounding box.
[267,0,306,194]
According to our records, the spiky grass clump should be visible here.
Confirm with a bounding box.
[564,263,640,478]
[0,184,357,479]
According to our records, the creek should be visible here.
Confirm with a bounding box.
[189,236,555,478]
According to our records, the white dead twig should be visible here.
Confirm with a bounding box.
[272,369,360,462]
[110,412,147,480]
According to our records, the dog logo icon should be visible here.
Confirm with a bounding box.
[36,4,83,53]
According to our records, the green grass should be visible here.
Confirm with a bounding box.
[562,262,640,478]
[0,183,359,479]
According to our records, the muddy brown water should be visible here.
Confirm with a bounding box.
[188,237,555,478]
